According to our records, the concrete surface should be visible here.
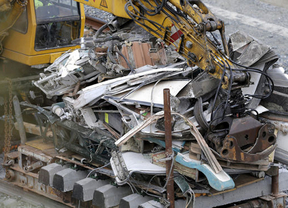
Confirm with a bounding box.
[203,0,288,69]
[0,179,69,208]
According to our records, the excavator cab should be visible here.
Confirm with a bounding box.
[1,0,85,66]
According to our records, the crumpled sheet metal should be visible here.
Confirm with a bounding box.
[116,111,222,174]
[110,151,167,185]
[267,65,288,87]
[110,80,190,108]
[229,31,278,110]
[29,28,286,197]
[229,31,278,67]
[73,67,185,109]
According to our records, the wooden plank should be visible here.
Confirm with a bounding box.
[15,122,53,137]
[25,139,55,151]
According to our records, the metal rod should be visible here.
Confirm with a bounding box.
[272,166,279,196]
[164,89,175,208]
[106,98,141,118]
[13,95,27,144]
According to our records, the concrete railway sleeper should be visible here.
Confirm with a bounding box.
[3,143,288,208]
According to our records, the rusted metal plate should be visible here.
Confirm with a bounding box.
[18,145,53,163]
[190,142,270,171]
[219,135,276,162]
[228,116,262,149]
[85,15,109,32]
[218,159,270,171]
[249,123,276,154]
[5,151,19,159]
[119,42,154,69]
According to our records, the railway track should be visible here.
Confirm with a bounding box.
[85,15,109,32]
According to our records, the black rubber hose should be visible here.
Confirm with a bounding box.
[93,23,109,41]
[115,49,135,72]
[107,43,118,64]
[194,97,209,131]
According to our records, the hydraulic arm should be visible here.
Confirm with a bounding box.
[75,0,249,87]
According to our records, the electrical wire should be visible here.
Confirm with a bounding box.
[162,152,175,189]
[126,180,136,194]
[137,0,167,16]
[223,60,233,120]
[93,23,109,41]
[185,189,195,208]
[115,47,135,72]
[207,54,274,134]
[125,1,165,38]
[86,162,111,178]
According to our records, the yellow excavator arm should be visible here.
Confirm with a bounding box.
[75,0,247,86]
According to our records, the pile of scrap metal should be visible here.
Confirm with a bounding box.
[10,26,288,208]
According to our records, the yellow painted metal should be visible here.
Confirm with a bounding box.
[0,0,6,7]
[0,1,11,12]
[0,0,27,53]
[75,0,232,84]
[2,49,68,66]
[76,0,130,19]
[0,0,27,35]
[1,0,85,66]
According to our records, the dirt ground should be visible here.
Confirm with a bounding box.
[203,0,288,69]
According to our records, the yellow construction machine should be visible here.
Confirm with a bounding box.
[0,0,85,67]
[75,0,249,87]
[1,0,248,87]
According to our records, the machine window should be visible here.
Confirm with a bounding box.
[34,0,80,22]
[34,0,81,50]
[12,8,28,34]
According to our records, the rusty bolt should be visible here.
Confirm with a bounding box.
[5,169,15,181]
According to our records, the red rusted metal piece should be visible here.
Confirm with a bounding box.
[219,135,276,162]
[272,166,279,196]
[213,116,277,162]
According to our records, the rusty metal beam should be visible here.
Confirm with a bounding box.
[85,15,109,32]
[272,166,279,196]
[164,88,175,208]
